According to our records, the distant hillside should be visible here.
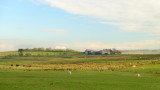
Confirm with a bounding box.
[121,50,160,54]
[0,49,82,57]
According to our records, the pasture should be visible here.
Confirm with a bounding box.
[0,70,160,90]
[0,51,160,90]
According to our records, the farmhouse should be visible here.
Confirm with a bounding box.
[84,49,121,55]
[85,49,94,54]
[85,49,110,55]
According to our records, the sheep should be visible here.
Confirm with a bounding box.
[137,73,141,77]
[68,71,72,75]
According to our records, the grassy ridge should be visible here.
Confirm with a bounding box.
[0,50,82,57]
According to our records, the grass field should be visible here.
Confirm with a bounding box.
[0,51,160,90]
[0,70,160,90]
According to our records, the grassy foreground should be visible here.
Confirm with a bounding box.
[0,52,160,90]
[0,70,160,90]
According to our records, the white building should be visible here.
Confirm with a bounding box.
[85,49,94,54]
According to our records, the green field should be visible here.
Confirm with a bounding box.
[0,51,160,90]
[1,70,160,90]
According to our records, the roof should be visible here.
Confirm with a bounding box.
[85,49,93,51]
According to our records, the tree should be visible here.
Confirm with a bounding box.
[18,49,24,56]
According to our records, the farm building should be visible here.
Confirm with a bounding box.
[85,49,94,54]
[85,49,109,55]
[84,49,121,55]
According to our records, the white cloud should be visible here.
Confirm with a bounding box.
[1,39,160,51]
[55,46,67,50]
[33,0,160,35]
[66,40,160,51]
[0,44,15,52]
[41,29,68,34]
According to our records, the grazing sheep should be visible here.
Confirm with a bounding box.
[68,71,72,75]
[137,73,141,77]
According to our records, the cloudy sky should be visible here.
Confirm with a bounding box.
[1,0,160,51]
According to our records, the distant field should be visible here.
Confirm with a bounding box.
[0,53,160,72]
[122,50,160,54]
[0,51,160,90]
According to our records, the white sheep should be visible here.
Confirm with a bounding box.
[68,71,72,75]
[137,73,140,77]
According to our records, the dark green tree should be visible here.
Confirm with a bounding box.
[18,49,24,56]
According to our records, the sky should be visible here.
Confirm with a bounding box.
[1,0,160,51]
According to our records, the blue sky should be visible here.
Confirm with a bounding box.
[1,0,160,51]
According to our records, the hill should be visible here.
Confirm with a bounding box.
[0,49,82,57]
